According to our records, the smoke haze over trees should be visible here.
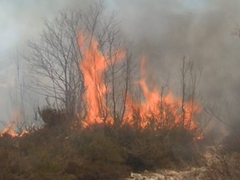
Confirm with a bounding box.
[1,0,240,127]
[1,1,240,179]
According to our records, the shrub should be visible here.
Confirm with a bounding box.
[117,124,202,171]
[204,147,240,180]
[0,116,203,179]
[64,160,129,180]
[38,106,67,126]
[222,121,240,153]
[66,125,130,179]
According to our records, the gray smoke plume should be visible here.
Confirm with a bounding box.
[1,0,240,130]
[112,0,240,135]
[113,0,240,103]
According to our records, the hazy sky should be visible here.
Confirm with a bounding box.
[1,0,240,125]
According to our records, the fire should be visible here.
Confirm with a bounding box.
[79,33,201,133]
[79,33,125,127]
[124,89,200,130]
[0,109,28,138]
[79,34,108,126]
[1,120,18,137]
[117,58,200,132]
[0,33,201,137]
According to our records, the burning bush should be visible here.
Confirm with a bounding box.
[0,2,205,179]
[0,119,204,180]
[0,46,204,178]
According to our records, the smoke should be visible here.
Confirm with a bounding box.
[1,0,240,129]
[0,0,97,126]
[111,0,240,104]
[109,0,240,136]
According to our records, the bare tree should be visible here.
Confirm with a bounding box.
[120,51,136,124]
[177,56,202,129]
[25,9,84,119]
[178,57,189,127]
[3,50,37,135]
[187,60,202,129]
[24,1,134,125]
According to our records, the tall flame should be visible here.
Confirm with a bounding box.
[79,34,108,126]
[79,33,201,132]
[79,34,124,127]
[122,58,200,131]
[1,33,201,137]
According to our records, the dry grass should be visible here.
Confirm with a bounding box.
[0,108,205,179]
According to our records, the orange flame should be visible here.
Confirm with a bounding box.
[79,33,124,127]
[79,34,108,126]
[123,59,200,131]
[78,33,201,133]
[0,108,28,137]
[0,34,201,138]
[1,121,18,137]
